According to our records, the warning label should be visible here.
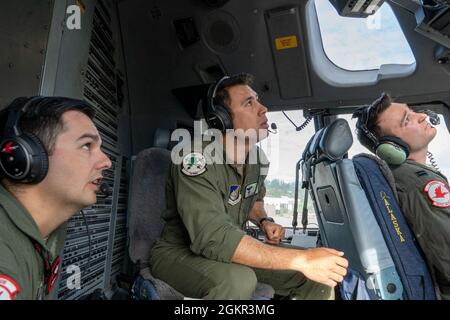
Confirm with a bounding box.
[275,35,298,50]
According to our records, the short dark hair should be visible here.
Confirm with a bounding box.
[214,73,254,110]
[353,93,393,152]
[0,96,95,155]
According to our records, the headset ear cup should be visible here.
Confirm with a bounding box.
[21,133,49,183]
[376,143,407,165]
[376,136,409,165]
[214,105,232,131]
[206,105,232,132]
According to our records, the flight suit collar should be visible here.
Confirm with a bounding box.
[0,184,58,255]
[222,143,260,177]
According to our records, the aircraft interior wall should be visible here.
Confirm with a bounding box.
[0,0,54,108]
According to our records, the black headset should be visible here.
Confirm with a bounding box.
[203,76,233,132]
[353,92,410,166]
[0,97,49,183]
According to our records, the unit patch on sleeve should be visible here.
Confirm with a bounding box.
[423,180,450,208]
[181,152,207,177]
[0,275,20,300]
[228,185,242,206]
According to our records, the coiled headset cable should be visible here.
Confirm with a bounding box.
[282,111,313,132]
[427,151,441,172]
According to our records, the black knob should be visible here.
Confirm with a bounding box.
[387,283,397,294]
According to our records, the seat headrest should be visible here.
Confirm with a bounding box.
[303,118,353,162]
[153,128,171,149]
[319,118,353,161]
[302,127,325,160]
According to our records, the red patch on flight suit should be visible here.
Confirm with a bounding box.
[0,275,20,300]
[423,180,450,208]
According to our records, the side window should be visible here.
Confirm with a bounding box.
[260,111,318,229]
[307,0,416,87]
[341,114,450,178]
[314,0,415,71]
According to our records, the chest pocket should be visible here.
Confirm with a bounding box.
[220,165,264,225]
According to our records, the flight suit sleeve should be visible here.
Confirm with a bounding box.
[172,163,246,263]
[255,182,266,202]
[396,180,450,299]
[0,241,25,300]
[255,147,269,202]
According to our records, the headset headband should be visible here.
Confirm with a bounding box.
[208,76,230,113]
[354,92,389,148]
[3,96,43,138]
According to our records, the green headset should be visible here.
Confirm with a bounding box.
[353,93,410,166]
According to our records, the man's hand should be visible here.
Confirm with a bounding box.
[261,221,285,245]
[296,247,348,288]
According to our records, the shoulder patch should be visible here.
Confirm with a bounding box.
[0,275,20,300]
[423,180,450,208]
[181,153,207,177]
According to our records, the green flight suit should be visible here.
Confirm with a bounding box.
[390,160,450,300]
[0,184,67,300]
[150,145,333,300]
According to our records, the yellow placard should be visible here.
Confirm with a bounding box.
[275,35,298,50]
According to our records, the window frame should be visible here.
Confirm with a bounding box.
[305,0,416,87]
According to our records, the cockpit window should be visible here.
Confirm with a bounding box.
[260,111,318,229]
[314,0,416,71]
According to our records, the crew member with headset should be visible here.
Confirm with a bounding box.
[0,96,112,300]
[352,92,450,300]
[149,73,348,300]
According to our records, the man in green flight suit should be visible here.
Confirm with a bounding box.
[150,73,348,299]
[353,93,450,300]
[0,96,112,300]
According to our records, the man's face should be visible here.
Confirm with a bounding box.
[226,84,269,142]
[41,111,112,209]
[377,102,437,153]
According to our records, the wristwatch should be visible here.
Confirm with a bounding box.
[258,217,274,228]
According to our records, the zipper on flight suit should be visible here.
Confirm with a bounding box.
[36,281,45,300]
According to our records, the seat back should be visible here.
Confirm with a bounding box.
[128,147,171,268]
[351,155,435,300]
[153,128,171,149]
[302,119,435,300]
